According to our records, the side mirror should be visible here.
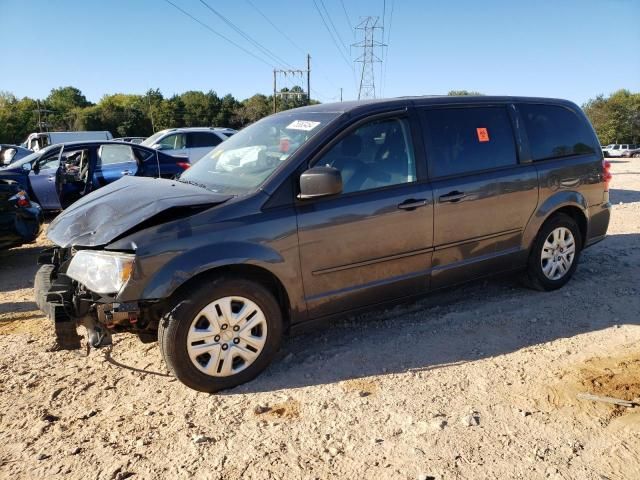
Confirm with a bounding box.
[299,166,342,199]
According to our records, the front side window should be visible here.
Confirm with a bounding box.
[97,144,135,167]
[36,148,63,170]
[519,104,597,161]
[313,117,416,194]
[421,106,517,178]
[188,132,222,148]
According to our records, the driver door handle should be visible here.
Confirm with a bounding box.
[121,170,132,175]
[398,199,427,210]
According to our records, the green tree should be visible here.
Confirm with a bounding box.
[583,89,640,144]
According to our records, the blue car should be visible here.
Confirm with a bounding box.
[0,141,191,210]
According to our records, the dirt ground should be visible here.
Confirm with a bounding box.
[1,159,639,480]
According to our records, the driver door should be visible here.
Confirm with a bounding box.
[29,147,63,209]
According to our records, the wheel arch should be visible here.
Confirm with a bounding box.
[523,191,589,251]
[168,263,293,332]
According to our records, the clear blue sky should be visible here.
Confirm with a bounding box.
[1,0,638,106]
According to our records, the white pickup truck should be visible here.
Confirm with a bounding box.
[22,131,113,151]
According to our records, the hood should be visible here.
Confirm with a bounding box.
[47,176,233,247]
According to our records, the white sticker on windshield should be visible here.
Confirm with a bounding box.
[286,120,321,131]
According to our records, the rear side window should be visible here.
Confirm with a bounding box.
[188,132,222,148]
[98,145,135,166]
[421,106,517,178]
[519,104,596,161]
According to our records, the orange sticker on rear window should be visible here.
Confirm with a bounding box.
[476,127,489,142]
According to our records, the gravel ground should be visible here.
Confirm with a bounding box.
[1,159,639,480]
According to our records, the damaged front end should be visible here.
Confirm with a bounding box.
[36,247,163,350]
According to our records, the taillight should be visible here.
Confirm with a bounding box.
[176,162,191,170]
[602,159,612,190]
[14,191,31,208]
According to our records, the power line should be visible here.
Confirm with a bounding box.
[311,0,353,72]
[162,0,273,68]
[197,0,295,70]
[339,0,353,34]
[243,0,340,95]
[381,0,395,97]
[244,0,305,56]
[318,0,350,58]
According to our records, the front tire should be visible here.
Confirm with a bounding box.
[525,213,582,291]
[159,277,283,392]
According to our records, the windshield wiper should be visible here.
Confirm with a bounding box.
[177,178,212,191]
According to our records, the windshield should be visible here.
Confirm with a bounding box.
[1,149,43,169]
[179,111,339,194]
[141,130,169,147]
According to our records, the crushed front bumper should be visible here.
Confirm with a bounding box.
[35,248,159,350]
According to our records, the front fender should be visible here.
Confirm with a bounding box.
[119,241,285,302]
[521,190,588,250]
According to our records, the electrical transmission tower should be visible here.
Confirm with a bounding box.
[352,17,385,100]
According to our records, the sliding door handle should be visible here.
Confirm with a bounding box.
[439,191,467,203]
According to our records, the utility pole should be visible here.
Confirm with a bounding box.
[352,17,385,100]
[340,88,343,102]
[273,54,311,113]
[273,69,277,113]
[33,100,53,132]
[147,96,156,133]
[307,54,311,106]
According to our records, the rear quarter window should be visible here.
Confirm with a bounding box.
[519,104,597,161]
[421,106,517,178]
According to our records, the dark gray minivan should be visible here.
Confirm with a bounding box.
[37,96,611,392]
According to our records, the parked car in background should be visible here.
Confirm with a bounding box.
[622,145,640,158]
[0,141,189,210]
[607,144,635,157]
[113,137,146,144]
[22,131,113,151]
[1,144,32,165]
[601,144,614,157]
[37,96,610,393]
[141,127,233,163]
[0,179,43,249]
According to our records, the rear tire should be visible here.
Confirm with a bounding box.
[158,277,283,392]
[525,213,582,291]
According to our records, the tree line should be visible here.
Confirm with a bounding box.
[0,86,311,145]
[0,87,637,146]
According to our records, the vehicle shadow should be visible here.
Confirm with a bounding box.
[0,244,45,293]
[0,300,39,316]
[609,188,640,204]
[227,232,640,394]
